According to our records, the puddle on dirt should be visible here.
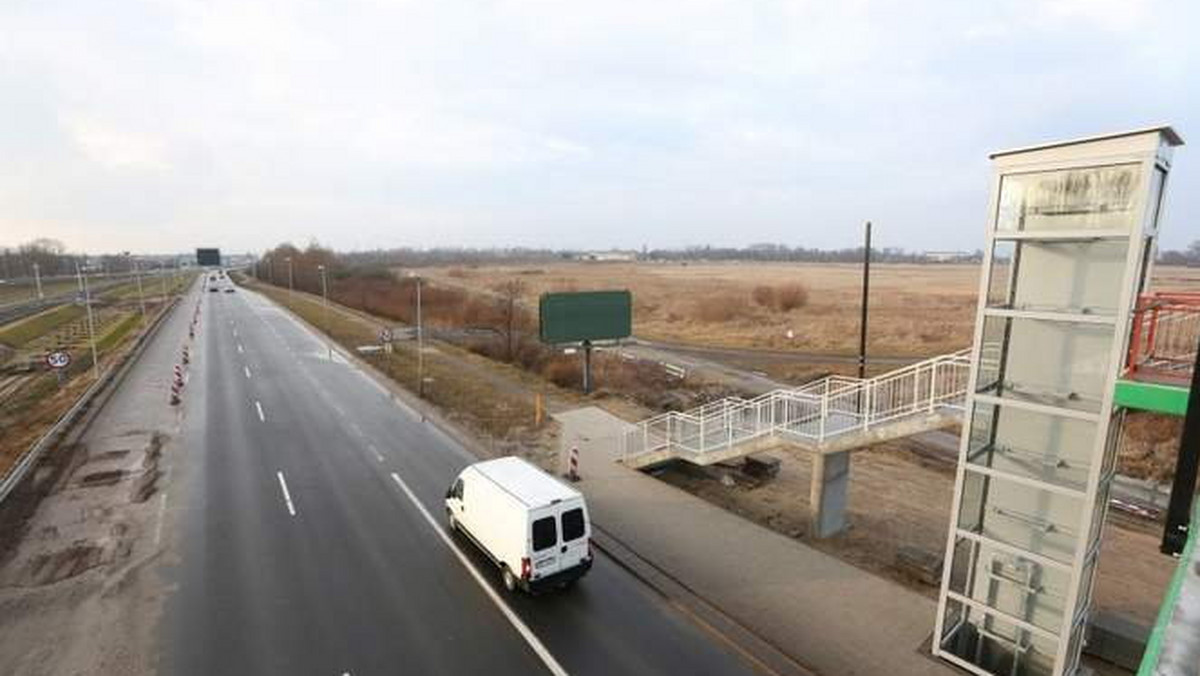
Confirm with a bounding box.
[23,543,109,585]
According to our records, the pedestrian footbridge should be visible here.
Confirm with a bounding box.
[621,349,974,470]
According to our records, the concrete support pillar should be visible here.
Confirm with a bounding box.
[809,450,850,538]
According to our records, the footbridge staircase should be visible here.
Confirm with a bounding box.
[621,349,975,469]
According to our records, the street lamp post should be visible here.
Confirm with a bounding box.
[133,258,146,316]
[32,262,44,301]
[318,264,332,360]
[159,263,168,303]
[76,263,100,379]
[287,256,294,302]
[415,275,424,398]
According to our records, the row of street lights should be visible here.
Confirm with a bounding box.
[259,254,425,396]
[68,255,184,382]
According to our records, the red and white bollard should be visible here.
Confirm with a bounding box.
[169,380,181,405]
[182,346,190,365]
[567,446,580,482]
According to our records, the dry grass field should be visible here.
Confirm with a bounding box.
[421,262,1200,358]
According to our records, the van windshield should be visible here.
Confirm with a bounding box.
[562,508,585,541]
[532,516,557,552]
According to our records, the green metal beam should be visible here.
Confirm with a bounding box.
[1115,379,1189,416]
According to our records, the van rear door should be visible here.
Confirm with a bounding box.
[528,501,589,580]
[557,502,589,570]
[529,509,561,579]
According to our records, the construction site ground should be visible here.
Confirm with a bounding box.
[656,437,1174,628]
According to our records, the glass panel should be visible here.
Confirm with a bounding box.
[986,240,1129,316]
[957,469,1084,565]
[948,535,1071,634]
[988,241,1016,308]
[561,508,585,541]
[976,315,1115,414]
[532,516,557,552]
[966,403,1098,492]
[996,164,1143,233]
[940,598,1058,676]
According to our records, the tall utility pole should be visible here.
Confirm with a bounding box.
[159,264,168,302]
[318,264,332,361]
[287,256,295,301]
[76,263,100,379]
[133,258,146,316]
[416,275,425,398]
[32,262,44,300]
[858,221,872,380]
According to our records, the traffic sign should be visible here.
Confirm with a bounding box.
[379,328,393,343]
[46,350,71,370]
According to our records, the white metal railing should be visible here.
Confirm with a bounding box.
[622,348,973,463]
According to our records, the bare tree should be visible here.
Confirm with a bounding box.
[497,279,527,362]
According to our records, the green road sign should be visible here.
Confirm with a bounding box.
[539,290,632,344]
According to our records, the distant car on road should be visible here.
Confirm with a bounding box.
[208,287,218,292]
[445,456,592,593]
[224,287,235,293]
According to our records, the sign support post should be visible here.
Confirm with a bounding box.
[582,340,592,394]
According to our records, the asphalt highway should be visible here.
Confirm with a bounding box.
[162,282,762,676]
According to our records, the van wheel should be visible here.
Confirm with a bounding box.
[502,566,518,593]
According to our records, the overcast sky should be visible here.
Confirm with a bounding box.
[1,0,1197,255]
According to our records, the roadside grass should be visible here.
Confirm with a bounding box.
[247,279,541,440]
[0,304,86,348]
[96,313,143,352]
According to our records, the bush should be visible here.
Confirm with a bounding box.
[694,294,751,322]
[751,285,776,308]
[776,283,809,311]
[543,359,580,388]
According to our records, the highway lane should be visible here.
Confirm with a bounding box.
[163,284,763,676]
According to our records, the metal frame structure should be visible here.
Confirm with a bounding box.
[933,127,1183,676]
[1126,291,1200,384]
[621,348,971,463]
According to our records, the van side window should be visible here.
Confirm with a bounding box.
[453,479,463,500]
[532,517,557,552]
[561,508,585,541]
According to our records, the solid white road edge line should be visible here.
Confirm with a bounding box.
[388,471,568,676]
[276,471,297,516]
[256,400,265,422]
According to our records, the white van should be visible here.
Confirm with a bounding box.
[445,457,593,593]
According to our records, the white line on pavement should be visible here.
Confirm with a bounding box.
[237,343,244,354]
[366,443,384,462]
[389,472,568,676]
[276,471,297,517]
[244,365,252,379]
[255,400,265,422]
[154,491,168,548]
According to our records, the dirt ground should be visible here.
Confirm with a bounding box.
[421,262,1200,358]
[657,439,1176,628]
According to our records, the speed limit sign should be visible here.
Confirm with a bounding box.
[46,350,71,370]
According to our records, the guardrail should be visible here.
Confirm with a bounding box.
[1127,292,1200,385]
[0,294,181,506]
[622,349,972,463]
